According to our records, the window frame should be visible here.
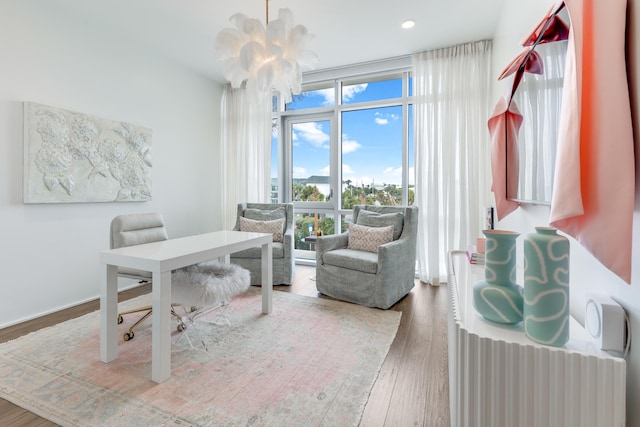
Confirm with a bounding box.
[272,65,414,224]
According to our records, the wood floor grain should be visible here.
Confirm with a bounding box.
[0,266,450,426]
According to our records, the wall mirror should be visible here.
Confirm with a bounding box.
[504,6,570,205]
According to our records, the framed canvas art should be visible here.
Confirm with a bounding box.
[23,102,153,203]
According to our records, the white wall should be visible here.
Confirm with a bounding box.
[492,1,640,424]
[0,2,224,327]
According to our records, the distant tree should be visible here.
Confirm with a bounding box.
[319,217,336,235]
[342,188,359,209]
[298,184,325,202]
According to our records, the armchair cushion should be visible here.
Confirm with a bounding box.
[244,207,286,232]
[355,210,404,240]
[347,223,393,253]
[239,216,285,242]
[322,248,379,274]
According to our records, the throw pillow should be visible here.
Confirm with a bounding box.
[356,210,404,240]
[239,217,285,243]
[244,207,287,234]
[347,223,394,253]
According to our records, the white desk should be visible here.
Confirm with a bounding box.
[99,230,273,383]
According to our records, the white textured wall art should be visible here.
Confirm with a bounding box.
[23,102,153,203]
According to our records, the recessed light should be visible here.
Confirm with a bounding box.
[401,19,415,29]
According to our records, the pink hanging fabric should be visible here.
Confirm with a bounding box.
[521,0,569,46]
[489,0,567,216]
[499,0,568,98]
[499,49,544,81]
[550,0,635,283]
[498,49,544,99]
[488,95,522,221]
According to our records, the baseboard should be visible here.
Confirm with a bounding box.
[0,280,148,330]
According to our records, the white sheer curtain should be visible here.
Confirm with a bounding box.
[511,41,567,202]
[220,84,272,229]
[413,40,492,285]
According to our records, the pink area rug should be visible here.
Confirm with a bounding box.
[0,288,400,426]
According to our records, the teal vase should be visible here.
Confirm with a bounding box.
[472,230,524,324]
[523,227,570,346]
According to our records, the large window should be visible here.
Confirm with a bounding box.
[341,105,403,208]
[271,70,414,259]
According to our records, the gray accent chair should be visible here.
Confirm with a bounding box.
[315,205,419,309]
[230,203,295,286]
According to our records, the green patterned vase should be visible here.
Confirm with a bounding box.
[472,230,524,324]
[523,227,570,346]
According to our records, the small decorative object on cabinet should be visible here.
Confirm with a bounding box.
[448,251,626,427]
[472,229,523,324]
[523,226,570,346]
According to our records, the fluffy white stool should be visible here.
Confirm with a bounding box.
[171,261,250,350]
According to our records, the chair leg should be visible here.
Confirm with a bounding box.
[173,307,209,352]
[199,301,232,326]
[119,303,183,341]
[188,301,229,323]
[123,308,152,341]
[117,305,153,324]
[172,301,233,352]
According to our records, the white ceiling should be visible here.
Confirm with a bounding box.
[53,0,507,83]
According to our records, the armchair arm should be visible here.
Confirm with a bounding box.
[377,236,416,278]
[283,227,294,252]
[316,233,348,263]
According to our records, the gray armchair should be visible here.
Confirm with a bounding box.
[230,203,295,286]
[315,205,418,309]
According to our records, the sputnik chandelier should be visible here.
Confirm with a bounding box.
[214,0,318,103]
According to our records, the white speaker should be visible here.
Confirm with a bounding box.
[585,294,626,353]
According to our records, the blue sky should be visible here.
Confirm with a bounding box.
[275,79,414,187]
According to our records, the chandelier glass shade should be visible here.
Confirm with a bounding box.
[214,6,318,103]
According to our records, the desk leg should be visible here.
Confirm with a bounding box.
[261,242,272,314]
[100,264,118,363]
[151,270,172,383]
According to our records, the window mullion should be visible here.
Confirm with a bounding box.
[402,72,409,205]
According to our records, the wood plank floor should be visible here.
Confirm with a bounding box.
[0,265,450,426]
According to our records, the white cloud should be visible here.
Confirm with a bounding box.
[318,88,334,106]
[293,166,308,178]
[316,83,368,105]
[293,122,329,148]
[320,165,330,175]
[342,84,368,102]
[382,166,403,182]
[342,164,355,174]
[374,111,399,126]
[342,134,362,154]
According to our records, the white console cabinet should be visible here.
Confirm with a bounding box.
[447,251,626,427]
